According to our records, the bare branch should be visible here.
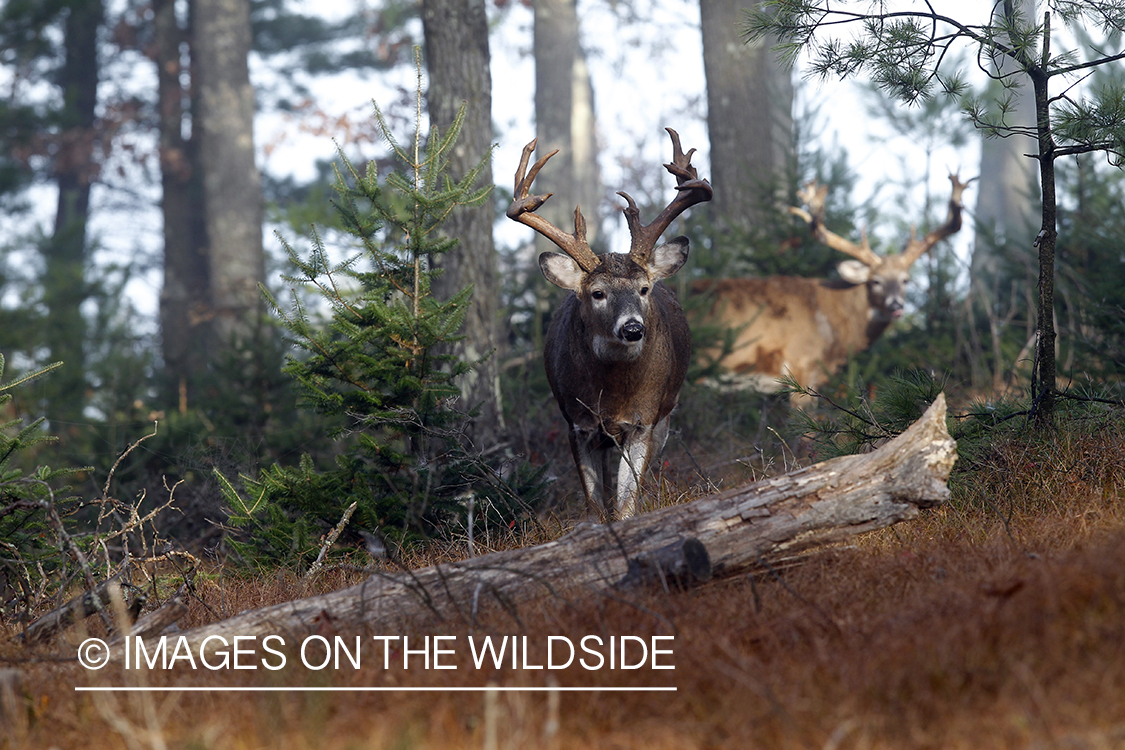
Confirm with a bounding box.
[1054,142,1122,158]
[1049,49,1125,78]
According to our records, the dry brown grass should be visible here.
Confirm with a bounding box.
[4,415,1125,750]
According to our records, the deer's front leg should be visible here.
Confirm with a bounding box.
[614,425,655,520]
[569,426,610,521]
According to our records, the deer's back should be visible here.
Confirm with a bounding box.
[692,277,875,390]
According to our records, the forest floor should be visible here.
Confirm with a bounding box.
[3,399,1125,750]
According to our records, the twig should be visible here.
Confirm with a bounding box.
[1058,391,1125,408]
[101,421,159,500]
[304,501,358,583]
[98,479,184,547]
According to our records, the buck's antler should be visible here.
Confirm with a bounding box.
[901,172,977,264]
[789,180,882,267]
[507,139,601,272]
[619,128,713,265]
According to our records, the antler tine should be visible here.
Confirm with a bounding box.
[663,127,698,185]
[624,128,713,264]
[796,181,828,215]
[949,171,977,206]
[789,180,882,267]
[512,139,554,197]
[507,139,600,273]
[901,170,975,264]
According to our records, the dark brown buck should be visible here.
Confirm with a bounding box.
[696,173,973,400]
[508,128,712,520]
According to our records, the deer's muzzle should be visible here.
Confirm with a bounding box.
[619,320,645,342]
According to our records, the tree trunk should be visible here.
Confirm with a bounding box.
[970,0,1039,394]
[700,0,793,233]
[42,0,104,426]
[532,0,602,250]
[151,395,956,655]
[971,0,1039,262]
[193,0,266,347]
[421,0,504,447]
[971,93,1038,280]
[529,0,602,377]
[1031,55,1057,425]
[155,0,210,412]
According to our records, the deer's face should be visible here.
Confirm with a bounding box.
[540,237,689,361]
[838,255,916,323]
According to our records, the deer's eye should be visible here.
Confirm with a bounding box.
[591,290,606,301]
[639,286,650,296]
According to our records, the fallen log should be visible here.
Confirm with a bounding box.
[110,582,191,643]
[130,394,959,656]
[17,575,135,644]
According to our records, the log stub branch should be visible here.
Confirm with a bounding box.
[615,537,713,591]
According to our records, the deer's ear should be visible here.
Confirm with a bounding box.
[649,236,690,280]
[539,252,586,291]
[837,260,871,285]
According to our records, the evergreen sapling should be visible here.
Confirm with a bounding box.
[220,83,545,568]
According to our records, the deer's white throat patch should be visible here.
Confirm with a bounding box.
[593,334,644,361]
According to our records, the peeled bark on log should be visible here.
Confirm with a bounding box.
[130,395,958,656]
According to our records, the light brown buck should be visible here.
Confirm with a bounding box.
[509,128,712,520]
[695,173,973,399]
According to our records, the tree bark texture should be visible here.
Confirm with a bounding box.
[532,0,602,250]
[1031,60,1057,425]
[970,0,1040,393]
[156,395,956,656]
[42,0,104,424]
[971,20,1039,283]
[971,0,1039,258]
[700,0,793,232]
[155,0,210,411]
[421,0,505,446]
[193,0,266,346]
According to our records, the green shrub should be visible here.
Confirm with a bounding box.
[219,94,547,570]
[0,355,92,614]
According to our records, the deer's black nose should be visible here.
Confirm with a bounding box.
[620,321,645,342]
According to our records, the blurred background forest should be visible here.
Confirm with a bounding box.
[1,0,1123,582]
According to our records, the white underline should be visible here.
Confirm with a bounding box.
[76,686,677,693]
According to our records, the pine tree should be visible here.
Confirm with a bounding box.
[0,355,92,611]
[749,0,1125,425]
[219,73,545,567]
